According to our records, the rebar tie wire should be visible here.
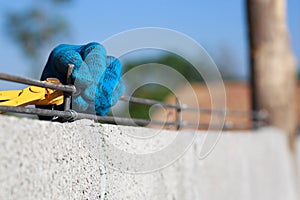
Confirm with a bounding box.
[0,72,268,130]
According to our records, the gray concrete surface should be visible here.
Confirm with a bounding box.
[0,115,298,200]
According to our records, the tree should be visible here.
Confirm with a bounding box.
[246,0,297,149]
[212,45,240,80]
[120,52,204,120]
[4,0,72,77]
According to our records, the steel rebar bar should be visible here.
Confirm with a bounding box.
[0,106,265,130]
[0,72,269,123]
[0,73,76,94]
[120,96,268,120]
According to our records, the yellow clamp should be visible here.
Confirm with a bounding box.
[0,78,64,107]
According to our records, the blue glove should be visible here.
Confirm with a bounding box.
[39,42,124,116]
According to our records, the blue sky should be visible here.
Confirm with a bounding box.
[0,0,299,89]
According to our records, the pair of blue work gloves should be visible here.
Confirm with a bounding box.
[38,42,124,118]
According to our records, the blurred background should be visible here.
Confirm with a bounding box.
[1,2,300,198]
[0,0,298,79]
[0,0,299,133]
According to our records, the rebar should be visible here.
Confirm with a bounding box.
[0,73,76,94]
[0,106,174,127]
[0,72,268,129]
[0,106,262,129]
[120,96,268,121]
[63,64,74,111]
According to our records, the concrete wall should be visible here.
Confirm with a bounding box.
[0,115,298,200]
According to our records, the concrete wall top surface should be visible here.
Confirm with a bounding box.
[0,115,298,200]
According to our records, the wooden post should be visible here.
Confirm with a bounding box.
[246,0,297,149]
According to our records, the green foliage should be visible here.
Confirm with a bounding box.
[128,84,173,120]
[121,52,203,120]
[6,10,69,59]
[123,52,203,82]
[4,0,72,61]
